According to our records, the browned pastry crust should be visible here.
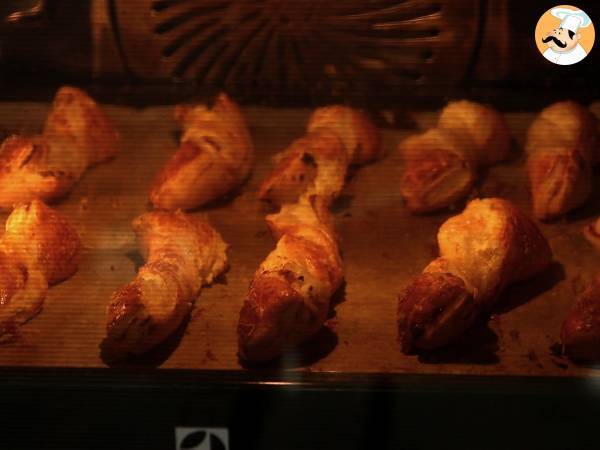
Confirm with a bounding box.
[149,93,254,210]
[400,100,511,213]
[584,217,600,252]
[526,101,598,220]
[0,87,119,209]
[397,198,552,353]
[238,197,342,362]
[239,106,380,363]
[306,105,382,165]
[259,105,381,206]
[561,275,600,362]
[400,128,475,213]
[258,130,347,206]
[0,200,81,335]
[104,211,228,357]
[437,100,511,165]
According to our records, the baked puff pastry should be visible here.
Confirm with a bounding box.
[104,211,228,357]
[0,200,81,336]
[150,93,254,210]
[561,275,600,362]
[584,217,600,252]
[306,105,382,166]
[526,101,598,220]
[258,130,348,206]
[0,87,119,209]
[397,198,552,353]
[240,106,381,363]
[237,196,343,363]
[400,100,511,213]
[258,105,382,206]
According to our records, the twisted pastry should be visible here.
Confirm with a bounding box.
[258,105,382,206]
[104,211,228,357]
[306,105,382,166]
[400,100,511,213]
[0,86,119,209]
[565,221,600,362]
[584,217,600,252]
[239,105,381,363]
[238,197,342,362]
[0,200,81,336]
[150,93,254,210]
[526,101,598,220]
[258,130,347,206]
[561,275,600,362]
[397,198,552,353]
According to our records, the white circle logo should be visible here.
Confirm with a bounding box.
[535,5,595,65]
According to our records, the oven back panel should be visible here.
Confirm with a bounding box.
[1,0,598,105]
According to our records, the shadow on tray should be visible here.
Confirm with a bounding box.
[494,261,565,315]
[416,318,500,365]
[416,262,564,365]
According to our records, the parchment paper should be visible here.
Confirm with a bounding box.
[0,100,598,377]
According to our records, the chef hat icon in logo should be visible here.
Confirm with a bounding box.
[535,5,595,65]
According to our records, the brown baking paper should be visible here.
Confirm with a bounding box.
[0,100,598,377]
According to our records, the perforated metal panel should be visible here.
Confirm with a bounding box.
[115,0,481,97]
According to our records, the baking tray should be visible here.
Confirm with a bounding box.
[0,99,599,377]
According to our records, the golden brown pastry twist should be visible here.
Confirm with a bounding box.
[561,275,600,362]
[584,217,600,252]
[238,196,342,362]
[306,105,382,166]
[150,93,254,210]
[0,200,81,336]
[104,211,228,357]
[258,105,382,206]
[526,101,598,220]
[397,198,552,353]
[239,105,381,363]
[0,87,119,209]
[400,100,511,213]
[565,219,600,362]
